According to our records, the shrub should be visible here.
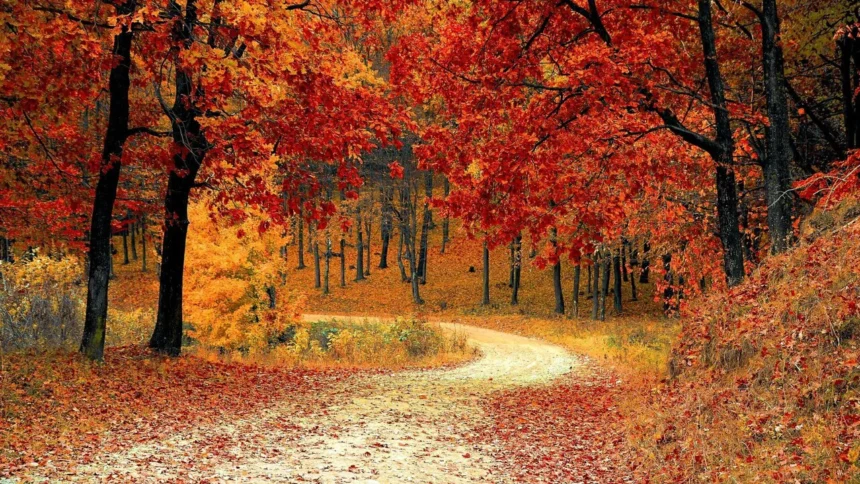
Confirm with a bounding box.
[0,254,83,351]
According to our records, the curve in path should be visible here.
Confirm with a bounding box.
[69,319,580,483]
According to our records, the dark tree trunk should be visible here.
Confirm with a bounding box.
[141,217,148,272]
[640,242,650,283]
[297,215,306,269]
[313,238,321,289]
[600,252,611,321]
[416,172,432,284]
[511,235,522,305]
[122,229,129,265]
[109,242,116,280]
[340,238,346,287]
[663,254,676,313]
[323,237,331,295]
[839,27,859,149]
[698,0,745,287]
[551,229,564,315]
[355,213,365,282]
[481,241,490,306]
[441,177,450,253]
[397,230,408,283]
[149,0,209,356]
[81,22,134,361]
[508,242,515,288]
[379,188,392,269]
[591,256,600,321]
[364,217,371,277]
[572,264,581,318]
[130,222,137,260]
[760,0,794,253]
[613,249,622,315]
[621,241,628,282]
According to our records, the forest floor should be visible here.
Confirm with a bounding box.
[23,320,631,483]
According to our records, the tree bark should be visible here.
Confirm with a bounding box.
[511,235,522,306]
[481,241,490,306]
[355,212,365,282]
[379,188,392,268]
[760,0,794,253]
[613,248,622,315]
[698,0,745,287]
[323,236,331,295]
[149,0,209,356]
[340,238,346,287]
[297,215,306,269]
[591,256,600,321]
[600,251,610,321]
[416,172,432,284]
[572,264,581,318]
[313,238,321,289]
[80,21,134,361]
[141,216,148,272]
[130,222,137,260]
[364,217,371,276]
[122,228,130,265]
[551,229,564,315]
[441,177,450,253]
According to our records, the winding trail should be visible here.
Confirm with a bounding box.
[71,318,579,483]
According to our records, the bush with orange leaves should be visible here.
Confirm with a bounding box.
[183,203,304,353]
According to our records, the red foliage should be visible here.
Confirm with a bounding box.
[476,363,634,482]
[0,346,353,478]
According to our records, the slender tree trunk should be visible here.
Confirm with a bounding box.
[416,172,432,284]
[640,242,650,283]
[379,189,392,268]
[122,229,129,265]
[313,238,321,289]
[591,257,600,321]
[364,218,371,277]
[130,222,137,260]
[839,29,859,149]
[80,22,134,361]
[621,241,628,282]
[109,241,116,280]
[323,237,331,295]
[340,238,346,287]
[760,0,794,253]
[572,264,581,318]
[297,215,306,269]
[355,213,365,282]
[141,216,148,272]
[508,242,515,288]
[600,252,611,321]
[441,177,450,254]
[511,234,522,305]
[551,229,564,315]
[613,249,622,315]
[481,241,490,306]
[397,230,408,282]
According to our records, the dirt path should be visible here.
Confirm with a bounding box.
[66,319,579,483]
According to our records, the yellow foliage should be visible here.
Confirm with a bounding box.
[184,202,303,352]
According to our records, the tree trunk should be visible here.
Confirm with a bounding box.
[355,212,365,282]
[759,0,794,253]
[613,249,622,315]
[481,241,490,306]
[297,215,306,269]
[572,264,581,318]
[698,0,745,287]
[397,230,408,282]
[80,23,134,361]
[416,172,432,284]
[141,216,147,272]
[621,241,628,282]
[640,242,650,283]
[149,0,209,356]
[600,252,611,321]
[441,177,450,253]
[551,229,564,315]
[364,217,371,277]
[511,235,522,306]
[379,189,392,269]
[323,236,331,295]
[340,238,346,287]
[839,28,859,149]
[313,239,321,289]
[591,256,600,321]
[122,229,129,265]
[130,222,137,260]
